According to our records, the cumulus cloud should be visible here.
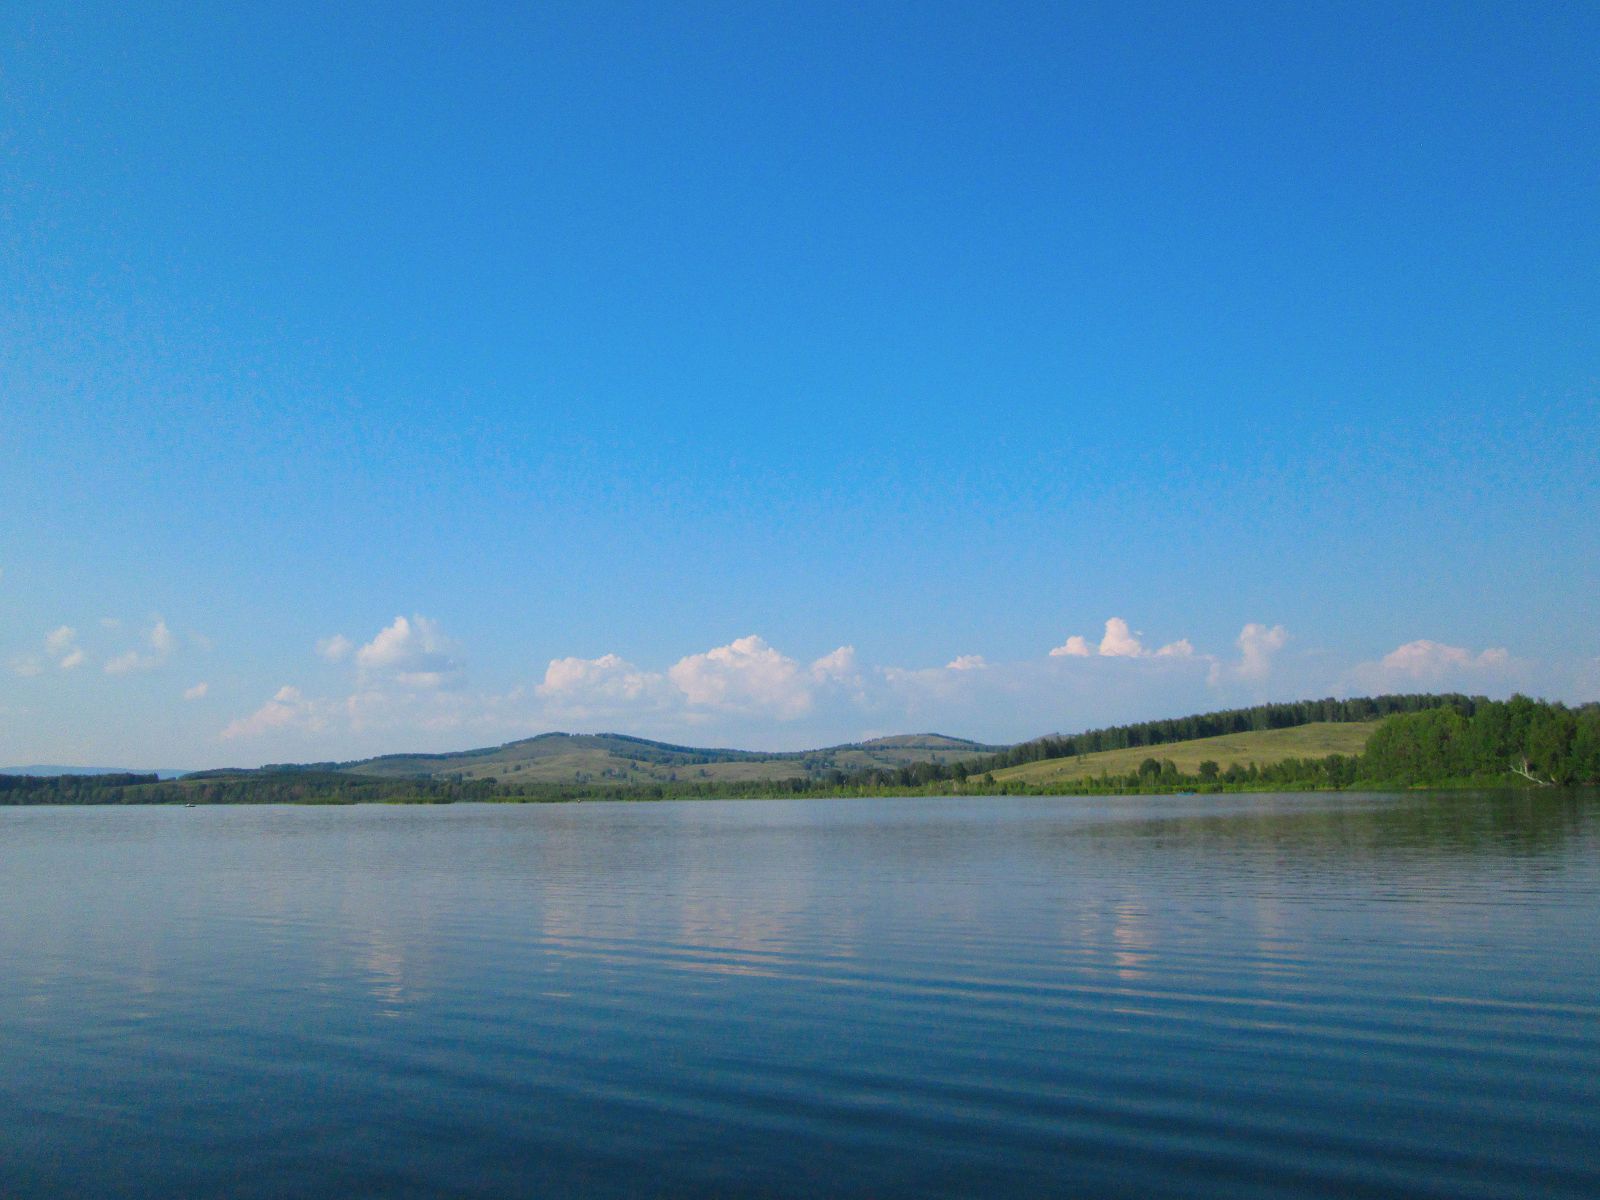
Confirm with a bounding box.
[184,682,210,701]
[214,617,1554,760]
[1049,635,1092,658]
[1050,618,1194,661]
[668,635,814,719]
[1378,640,1507,679]
[1204,622,1289,686]
[219,615,473,748]
[536,653,670,717]
[1236,623,1288,680]
[1097,617,1144,657]
[354,615,460,689]
[514,640,877,733]
[226,680,514,745]
[39,625,87,670]
[221,685,332,740]
[149,619,176,657]
[1345,639,1519,692]
[11,657,44,678]
[104,618,179,674]
[807,645,874,708]
[316,634,354,662]
[810,645,860,683]
[541,653,648,697]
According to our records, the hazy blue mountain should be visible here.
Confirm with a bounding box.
[1,765,190,780]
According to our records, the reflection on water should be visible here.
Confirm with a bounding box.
[1,791,1597,1199]
[1079,788,1593,858]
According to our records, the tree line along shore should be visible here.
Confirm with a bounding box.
[3,694,1597,805]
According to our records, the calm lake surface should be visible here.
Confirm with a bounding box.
[2,793,1597,1198]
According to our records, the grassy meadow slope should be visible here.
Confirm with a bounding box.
[319,732,997,786]
[991,721,1379,785]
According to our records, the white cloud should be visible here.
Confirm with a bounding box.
[354,615,460,689]
[103,651,142,675]
[1380,640,1507,678]
[1345,639,1518,692]
[810,645,860,683]
[356,616,430,669]
[540,653,642,696]
[316,634,354,662]
[104,617,179,674]
[808,645,872,707]
[1236,623,1288,681]
[536,653,670,717]
[1050,618,1193,661]
[668,635,814,719]
[221,685,332,740]
[1205,622,1289,686]
[1049,635,1092,658]
[219,616,473,750]
[208,618,1560,762]
[227,678,520,745]
[1097,617,1144,657]
[39,625,87,670]
[11,657,44,678]
[149,619,176,657]
[184,682,210,701]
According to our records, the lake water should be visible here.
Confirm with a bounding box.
[1,792,1596,1198]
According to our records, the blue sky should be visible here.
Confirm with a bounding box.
[3,2,1597,767]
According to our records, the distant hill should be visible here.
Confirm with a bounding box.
[0,765,190,780]
[12,694,1581,804]
[989,722,1379,785]
[266,731,1000,786]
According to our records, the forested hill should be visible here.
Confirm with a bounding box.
[979,694,1476,774]
[0,764,189,779]
[3,694,1597,803]
[1360,698,1600,787]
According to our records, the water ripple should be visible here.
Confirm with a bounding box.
[1,792,1596,1198]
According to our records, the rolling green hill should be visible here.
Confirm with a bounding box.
[18,695,1588,804]
[990,721,1379,784]
[287,731,999,786]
